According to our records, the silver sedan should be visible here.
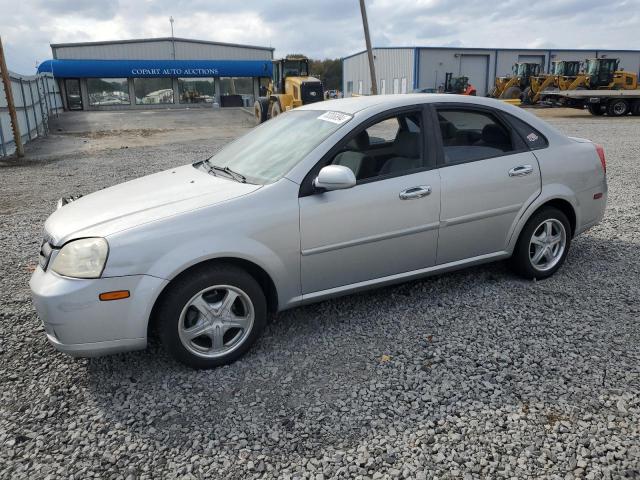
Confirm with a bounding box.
[30,94,607,368]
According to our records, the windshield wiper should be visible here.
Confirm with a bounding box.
[206,164,247,183]
[222,166,247,183]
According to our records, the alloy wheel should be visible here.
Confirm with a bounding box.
[528,219,567,272]
[178,285,255,359]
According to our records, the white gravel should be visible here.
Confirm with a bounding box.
[0,110,638,479]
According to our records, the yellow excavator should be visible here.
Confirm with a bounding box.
[254,55,324,123]
[489,62,542,101]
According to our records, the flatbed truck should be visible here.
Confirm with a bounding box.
[540,89,640,116]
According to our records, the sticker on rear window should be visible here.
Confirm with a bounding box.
[317,111,352,124]
[526,132,539,142]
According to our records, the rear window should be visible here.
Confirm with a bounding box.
[504,114,548,150]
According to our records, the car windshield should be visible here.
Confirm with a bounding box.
[205,110,352,184]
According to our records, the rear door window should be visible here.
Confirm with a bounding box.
[436,109,516,165]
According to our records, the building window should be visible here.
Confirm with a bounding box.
[380,78,386,95]
[134,78,174,105]
[393,78,399,94]
[87,78,130,106]
[219,77,254,107]
[401,77,407,94]
[347,81,353,95]
[358,80,363,95]
[178,78,216,104]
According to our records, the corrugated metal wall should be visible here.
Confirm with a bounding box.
[345,47,640,97]
[343,48,414,96]
[53,40,273,61]
[0,71,62,157]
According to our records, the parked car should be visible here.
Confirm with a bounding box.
[30,95,607,369]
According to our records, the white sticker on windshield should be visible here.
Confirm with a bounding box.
[527,132,539,142]
[317,111,352,124]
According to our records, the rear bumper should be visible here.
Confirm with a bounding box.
[30,267,167,358]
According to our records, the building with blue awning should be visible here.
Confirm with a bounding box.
[38,37,274,111]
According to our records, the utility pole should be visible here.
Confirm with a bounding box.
[0,36,23,157]
[359,0,378,95]
[169,16,176,60]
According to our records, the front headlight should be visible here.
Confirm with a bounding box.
[50,238,109,279]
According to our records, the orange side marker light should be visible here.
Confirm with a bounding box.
[99,290,130,301]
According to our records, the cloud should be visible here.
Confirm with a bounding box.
[1,0,639,74]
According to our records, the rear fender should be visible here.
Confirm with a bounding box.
[506,184,579,252]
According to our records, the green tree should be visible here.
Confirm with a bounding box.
[309,58,342,91]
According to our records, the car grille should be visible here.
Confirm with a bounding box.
[301,81,324,105]
[38,240,53,271]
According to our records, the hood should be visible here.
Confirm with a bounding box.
[44,164,260,245]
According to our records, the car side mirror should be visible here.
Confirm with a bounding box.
[313,165,356,192]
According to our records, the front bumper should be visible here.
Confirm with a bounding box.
[29,267,168,358]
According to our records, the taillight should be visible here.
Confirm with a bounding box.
[595,144,606,173]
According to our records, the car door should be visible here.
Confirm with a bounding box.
[433,105,542,264]
[298,107,441,294]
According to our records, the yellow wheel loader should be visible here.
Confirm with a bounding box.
[254,55,324,123]
[489,62,541,100]
[583,58,637,90]
[553,60,585,91]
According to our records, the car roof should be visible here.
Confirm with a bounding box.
[297,94,566,143]
[298,93,513,114]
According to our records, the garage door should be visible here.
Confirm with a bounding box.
[460,55,489,95]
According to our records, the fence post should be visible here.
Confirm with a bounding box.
[19,78,32,140]
[40,76,49,113]
[0,115,6,157]
[39,76,49,135]
[28,80,39,136]
[29,79,44,137]
[0,36,23,157]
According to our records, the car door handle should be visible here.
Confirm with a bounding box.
[508,165,533,177]
[399,185,431,200]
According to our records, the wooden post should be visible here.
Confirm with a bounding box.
[359,0,378,95]
[0,37,23,157]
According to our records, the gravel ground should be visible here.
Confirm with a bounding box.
[0,109,639,479]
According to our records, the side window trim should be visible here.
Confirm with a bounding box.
[299,104,436,197]
[432,103,528,168]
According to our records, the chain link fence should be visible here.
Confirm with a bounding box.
[0,68,62,158]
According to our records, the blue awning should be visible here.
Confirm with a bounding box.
[37,59,272,78]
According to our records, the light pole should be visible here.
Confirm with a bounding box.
[169,16,175,60]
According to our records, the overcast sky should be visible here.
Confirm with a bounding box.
[1,0,639,74]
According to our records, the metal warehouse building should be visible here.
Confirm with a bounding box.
[37,37,274,111]
[343,47,640,97]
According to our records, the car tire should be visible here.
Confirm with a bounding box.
[606,99,630,117]
[587,103,606,116]
[510,207,572,280]
[157,264,267,369]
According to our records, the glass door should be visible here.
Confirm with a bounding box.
[64,79,83,110]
